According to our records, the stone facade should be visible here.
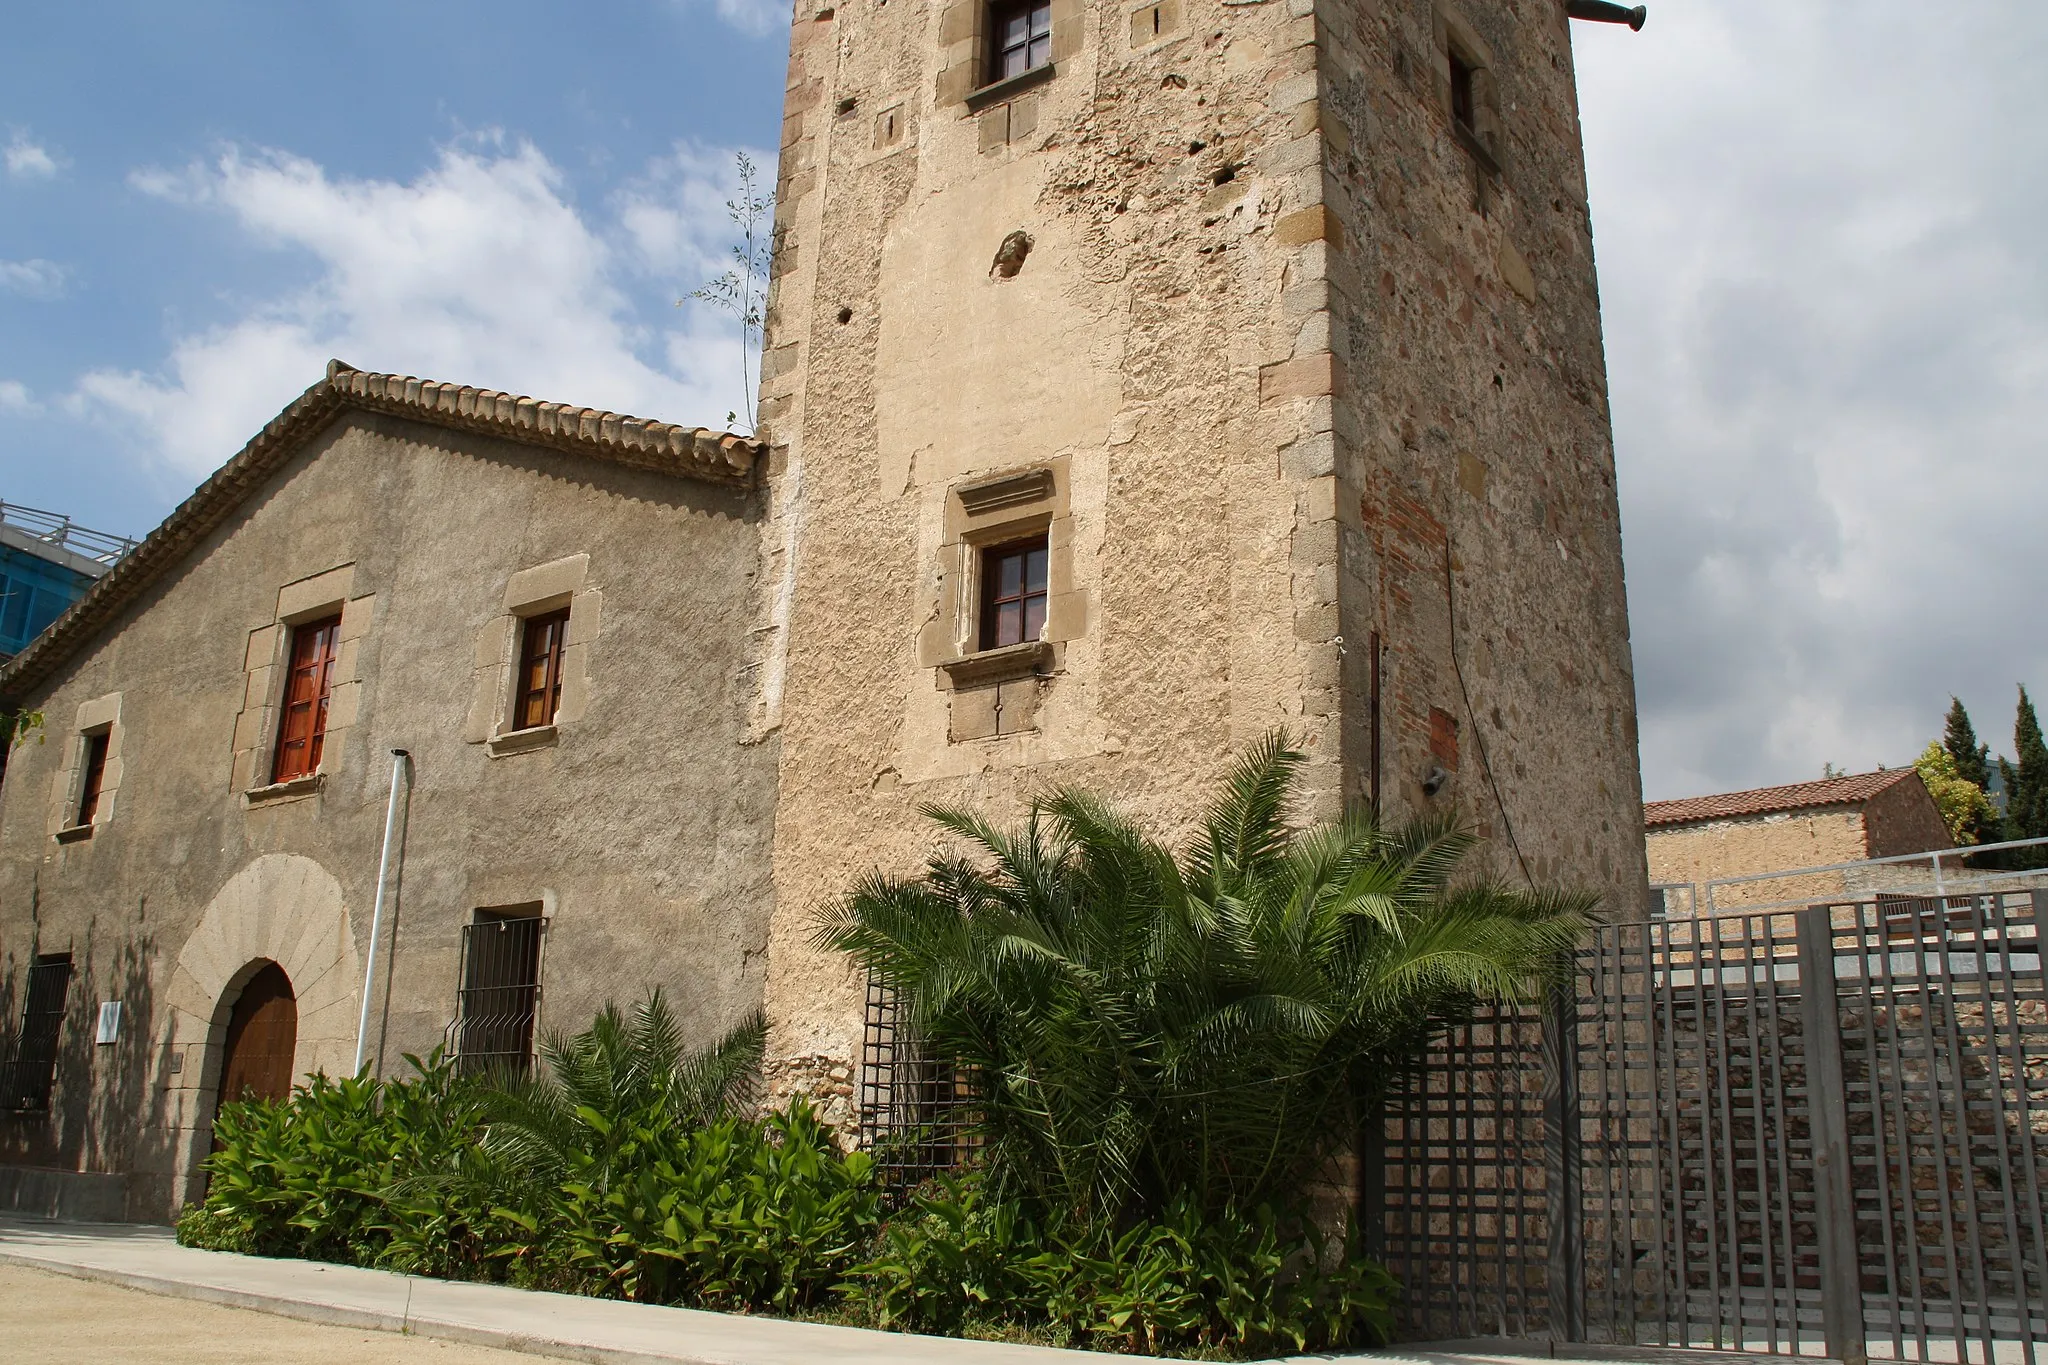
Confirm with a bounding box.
[752,0,1645,1103]
[1646,768,1953,910]
[0,368,774,1219]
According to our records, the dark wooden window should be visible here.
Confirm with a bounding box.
[513,609,570,732]
[454,909,545,1075]
[990,0,1052,82]
[1448,48,1477,132]
[74,730,109,828]
[272,615,341,783]
[978,535,1049,650]
[3,953,73,1112]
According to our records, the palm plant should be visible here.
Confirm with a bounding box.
[471,990,765,1210]
[814,732,1594,1231]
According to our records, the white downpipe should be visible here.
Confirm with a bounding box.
[353,748,411,1076]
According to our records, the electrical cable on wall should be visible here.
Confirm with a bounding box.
[1443,535,1536,889]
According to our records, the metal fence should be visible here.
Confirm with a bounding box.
[1379,892,2048,1362]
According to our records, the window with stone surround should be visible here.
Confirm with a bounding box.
[465,554,600,756]
[978,535,1049,650]
[51,691,124,840]
[990,0,1051,83]
[234,563,373,801]
[1433,5,1502,174]
[273,614,341,784]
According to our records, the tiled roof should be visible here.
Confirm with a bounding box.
[0,361,760,702]
[1644,768,1921,829]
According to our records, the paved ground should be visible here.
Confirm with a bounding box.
[0,1262,547,1364]
[0,1215,1700,1365]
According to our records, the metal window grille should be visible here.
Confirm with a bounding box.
[2,953,74,1112]
[450,913,544,1076]
[857,971,978,1194]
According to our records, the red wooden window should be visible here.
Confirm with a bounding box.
[979,536,1049,650]
[74,731,109,827]
[272,615,341,783]
[513,610,570,732]
[990,0,1052,82]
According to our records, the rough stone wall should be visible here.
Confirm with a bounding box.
[755,0,1646,1106]
[0,413,774,1218]
[1862,774,1951,859]
[1315,0,1643,900]
[1646,809,1871,908]
[755,0,1348,1111]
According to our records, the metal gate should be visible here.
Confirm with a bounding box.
[1379,892,2048,1363]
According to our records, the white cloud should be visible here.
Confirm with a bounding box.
[5,131,60,179]
[0,259,69,299]
[1572,4,2048,798]
[76,136,768,476]
[697,0,785,39]
[0,380,37,413]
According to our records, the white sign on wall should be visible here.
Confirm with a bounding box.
[96,1000,122,1045]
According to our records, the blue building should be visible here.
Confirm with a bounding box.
[0,502,136,659]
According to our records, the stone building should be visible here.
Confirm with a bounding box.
[1,0,1647,1219]
[752,0,1645,1103]
[0,367,772,1218]
[1645,768,1953,912]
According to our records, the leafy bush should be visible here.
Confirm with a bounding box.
[855,1173,1395,1356]
[179,1053,493,1271]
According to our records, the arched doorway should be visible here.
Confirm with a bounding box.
[218,963,298,1106]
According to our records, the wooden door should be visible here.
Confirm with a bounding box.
[218,963,297,1105]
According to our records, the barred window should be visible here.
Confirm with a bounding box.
[453,909,545,1075]
[3,953,73,1112]
[858,971,978,1193]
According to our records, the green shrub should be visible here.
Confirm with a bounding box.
[854,1173,1394,1356]
[176,987,1401,1358]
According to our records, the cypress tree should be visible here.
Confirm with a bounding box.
[1999,686,2048,865]
[1944,697,1991,789]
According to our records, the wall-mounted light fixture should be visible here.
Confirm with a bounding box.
[1566,1,1646,30]
[1421,764,1450,798]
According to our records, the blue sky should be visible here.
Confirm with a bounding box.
[4,2,2046,800]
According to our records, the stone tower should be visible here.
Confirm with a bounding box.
[752,0,1646,1112]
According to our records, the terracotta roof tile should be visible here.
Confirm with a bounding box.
[0,361,761,703]
[1644,768,1920,829]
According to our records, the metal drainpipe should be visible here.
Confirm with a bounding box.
[354,748,412,1076]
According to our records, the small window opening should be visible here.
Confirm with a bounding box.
[990,0,1052,82]
[454,909,545,1076]
[1448,48,1477,133]
[74,730,109,828]
[513,609,570,732]
[3,953,73,1112]
[979,535,1049,651]
[272,614,341,783]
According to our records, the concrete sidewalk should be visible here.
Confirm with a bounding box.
[0,1216,1685,1365]
[0,1216,1100,1365]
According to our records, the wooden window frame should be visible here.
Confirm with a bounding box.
[73,729,110,829]
[988,0,1053,85]
[511,608,571,733]
[272,614,342,784]
[978,534,1051,652]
